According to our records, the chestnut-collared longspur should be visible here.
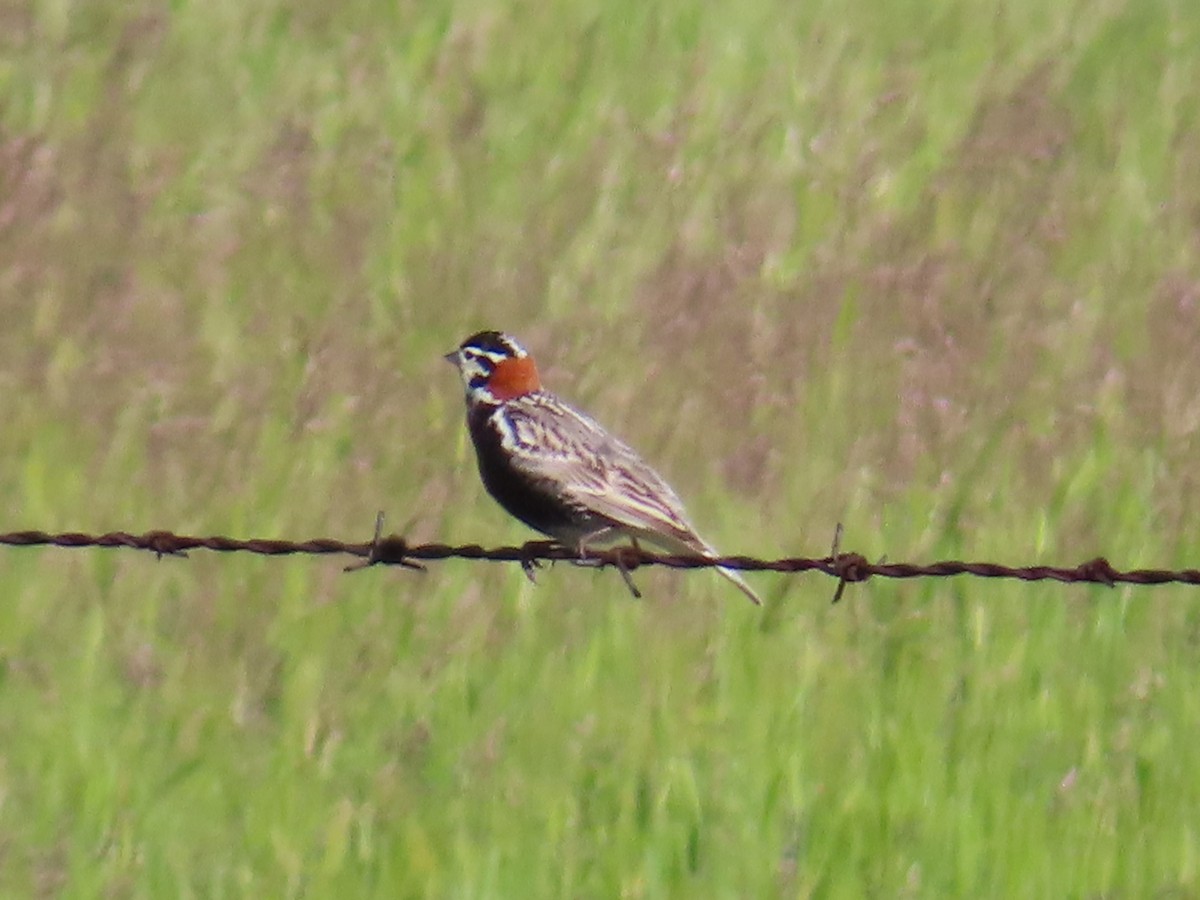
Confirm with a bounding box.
[444,330,762,605]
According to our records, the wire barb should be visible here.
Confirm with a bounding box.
[611,546,643,599]
[518,540,557,585]
[344,512,426,573]
[146,530,189,560]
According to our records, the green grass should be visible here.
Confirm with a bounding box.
[4,0,1200,895]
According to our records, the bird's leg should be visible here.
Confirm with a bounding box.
[572,528,612,566]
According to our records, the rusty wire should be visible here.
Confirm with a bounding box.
[3,527,1199,600]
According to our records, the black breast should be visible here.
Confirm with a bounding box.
[466,405,593,539]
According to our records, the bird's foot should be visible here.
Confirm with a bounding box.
[518,539,558,585]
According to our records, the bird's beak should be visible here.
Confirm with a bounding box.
[443,350,460,366]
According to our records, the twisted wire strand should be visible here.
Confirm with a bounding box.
[3,528,1198,589]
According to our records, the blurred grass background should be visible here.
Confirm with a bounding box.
[3,0,1200,895]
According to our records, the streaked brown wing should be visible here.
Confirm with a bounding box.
[500,394,707,549]
[498,392,764,605]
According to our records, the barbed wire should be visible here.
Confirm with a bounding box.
[4,526,1199,603]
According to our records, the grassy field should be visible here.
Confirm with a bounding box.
[3,0,1200,895]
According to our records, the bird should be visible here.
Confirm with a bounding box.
[444,330,762,605]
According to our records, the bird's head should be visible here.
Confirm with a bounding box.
[444,330,543,405]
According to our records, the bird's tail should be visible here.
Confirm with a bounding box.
[687,535,762,606]
[638,530,764,606]
[715,563,763,606]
